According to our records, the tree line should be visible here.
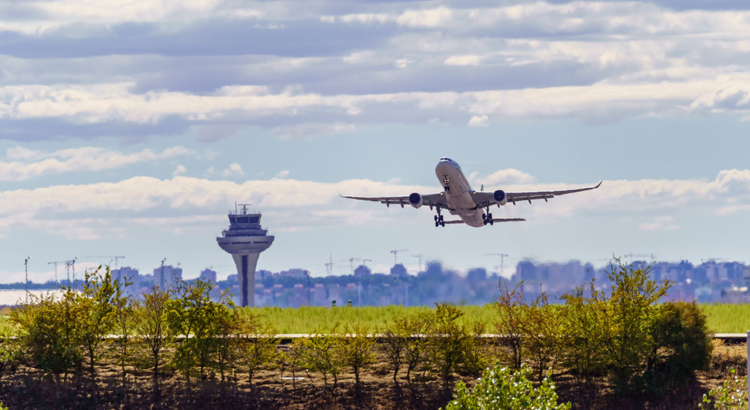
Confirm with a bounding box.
[0,259,716,407]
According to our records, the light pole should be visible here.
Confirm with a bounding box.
[24,257,30,304]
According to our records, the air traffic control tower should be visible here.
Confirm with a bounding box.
[217,205,274,307]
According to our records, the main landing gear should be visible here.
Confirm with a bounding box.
[434,209,445,227]
[482,211,494,226]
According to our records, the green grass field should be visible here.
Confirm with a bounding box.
[247,304,750,334]
[0,303,748,334]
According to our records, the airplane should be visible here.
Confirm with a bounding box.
[341,157,602,228]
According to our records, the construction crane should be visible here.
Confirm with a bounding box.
[348,257,362,275]
[65,257,78,285]
[486,253,509,274]
[624,253,657,263]
[413,254,423,272]
[325,254,334,275]
[48,260,66,283]
[362,259,372,266]
[390,249,408,265]
[80,255,126,269]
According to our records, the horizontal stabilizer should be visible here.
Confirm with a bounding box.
[492,218,526,223]
[442,217,526,225]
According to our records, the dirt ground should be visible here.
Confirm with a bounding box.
[0,341,746,409]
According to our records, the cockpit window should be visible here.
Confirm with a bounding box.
[440,157,453,162]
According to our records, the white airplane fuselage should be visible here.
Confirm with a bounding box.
[435,158,486,228]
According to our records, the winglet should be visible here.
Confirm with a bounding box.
[595,181,603,188]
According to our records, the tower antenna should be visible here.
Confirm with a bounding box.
[24,257,30,304]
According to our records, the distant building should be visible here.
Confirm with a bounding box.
[354,265,371,277]
[112,266,139,284]
[199,268,218,283]
[153,265,182,289]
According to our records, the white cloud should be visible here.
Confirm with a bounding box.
[276,170,290,178]
[470,169,536,187]
[1,169,750,239]
[0,146,190,181]
[173,165,187,176]
[269,123,355,139]
[444,55,481,66]
[222,163,245,177]
[639,216,680,231]
[394,59,414,69]
[467,115,488,127]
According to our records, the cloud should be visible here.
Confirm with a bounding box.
[222,163,244,177]
[173,165,187,176]
[2,168,750,240]
[470,169,536,187]
[269,122,355,139]
[639,216,680,231]
[0,146,190,181]
[275,170,290,178]
[444,55,481,66]
[467,115,488,127]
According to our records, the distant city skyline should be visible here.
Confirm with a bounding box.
[4,1,750,281]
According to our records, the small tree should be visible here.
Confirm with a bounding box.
[380,321,408,384]
[213,307,241,383]
[430,302,470,384]
[397,312,434,384]
[284,339,307,390]
[301,326,343,388]
[559,281,607,387]
[111,274,135,391]
[599,260,671,392]
[462,321,489,377]
[166,279,232,388]
[443,362,571,410]
[10,286,84,380]
[523,288,563,381]
[495,280,527,370]
[338,323,376,386]
[135,285,172,394]
[78,266,124,378]
[239,312,279,388]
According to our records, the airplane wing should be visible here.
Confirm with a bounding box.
[472,181,602,209]
[443,218,526,225]
[340,192,450,209]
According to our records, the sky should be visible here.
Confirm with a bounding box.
[2,0,750,282]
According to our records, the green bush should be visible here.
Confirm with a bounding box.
[338,323,376,385]
[430,303,470,383]
[443,362,571,410]
[642,301,713,391]
[700,368,747,409]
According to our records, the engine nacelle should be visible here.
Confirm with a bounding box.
[493,190,508,206]
[408,192,423,209]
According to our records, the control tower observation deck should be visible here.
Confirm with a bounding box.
[217,205,274,307]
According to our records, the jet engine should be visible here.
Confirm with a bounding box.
[493,190,508,206]
[408,193,423,209]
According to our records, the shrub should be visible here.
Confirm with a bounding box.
[430,303,470,384]
[338,323,376,385]
[699,368,747,409]
[495,281,527,369]
[166,279,233,387]
[559,282,607,386]
[239,312,279,388]
[394,312,433,384]
[135,285,172,393]
[9,287,84,379]
[443,362,571,410]
[642,300,713,391]
[462,321,489,377]
[595,260,670,392]
[78,267,125,377]
[380,320,408,383]
[301,326,344,388]
[522,289,562,381]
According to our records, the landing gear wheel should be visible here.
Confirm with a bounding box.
[440,221,445,227]
[435,221,439,227]
[434,215,438,222]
